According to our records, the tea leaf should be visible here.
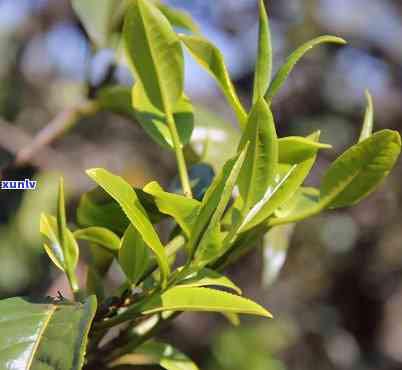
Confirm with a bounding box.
[178,268,242,294]
[189,146,249,259]
[0,296,97,370]
[265,35,346,101]
[238,98,278,211]
[155,1,199,33]
[132,82,194,150]
[72,0,120,47]
[112,341,199,370]
[358,90,374,142]
[139,287,272,317]
[278,136,332,164]
[252,0,272,104]
[143,181,200,237]
[74,227,121,251]
[269,130,401,225]
[86,168,170,287]
[321,129,401,208]
[119,225,150,285]
[180,34,247,127]
[240,132,321,231]
[124,0,184,114]
[40,214,79,274]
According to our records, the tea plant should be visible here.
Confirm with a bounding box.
[0,1,400,369]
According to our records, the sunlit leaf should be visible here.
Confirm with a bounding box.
[252,0,272,104]
[40,214,79,274]
[189,146,249,262]
[74,227,121,251]
[124,0,184,113]
[238,98,278,211]
[358,90,374,142]
[240,132,321,232]
[278,136,331,164]
[265,35,346,101]
[132,82,194,150]
[111,340,199,370]
[119,225,150,285]
[155,1,199,33]
[72,0,120,47]
[178,268,242,294]
[180,34,247,127]
[0,296,97,370]
[143,181,200,237]
[86,168,170,287]
[137,287,272,318]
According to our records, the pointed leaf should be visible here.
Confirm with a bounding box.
[240,132,321,231]
[188,146,249,258]
[238,98,278,210]
[119,225,150,285]
[0,296,97,370]
[265,35,346,101]
[143,181,200,237]
[358,90,374,142]
[72,0,120,47]
[179,268,242,294]
[155,1,199,33]
[252,0,272,104]
[180,34,247,127]
[321,129,401,208]
[112,341,199,370]
[269,130,401,225]
[132,82,194,150]
[139,287,272,318]
[278,136,332,164]
[40,213,79,273]
[86,168,170,287]
[124,0,184,113]
[74,227,121,251]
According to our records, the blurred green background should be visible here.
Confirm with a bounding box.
[0,1,402,369]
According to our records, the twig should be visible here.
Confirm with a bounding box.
[14,100,99,166]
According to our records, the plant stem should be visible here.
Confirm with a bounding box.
[166,111,193,198]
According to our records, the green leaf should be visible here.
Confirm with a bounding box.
[269,130,401,225]
[252,0,272,104]
[124,0,184,114]
[72,0,119,47]
[240,132,321,231]
[57,178,67,255]
[238,98,278,211]
[180,34,247,127]
[274,187,320,218]
[40,214,79,273]
[155,1,199,33]
[77,187,129,236]
[265,35,346,101]
[178,268,242,294]
[112,341,199,370]
[188,146,249,260]
[143,181,200,237]
[321,129,401,208]
[74,227,121,251]
[86,168,170,287]
[358,90,374,142]
[278,136,332,164]
[97,85,137,121]
[138,287,272,317]
[132,82,194,150]
[0,296,97,370]
[119,225,150,285]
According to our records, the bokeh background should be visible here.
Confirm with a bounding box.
[1,1,402,369]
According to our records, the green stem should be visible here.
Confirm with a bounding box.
[166,111,193,198]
